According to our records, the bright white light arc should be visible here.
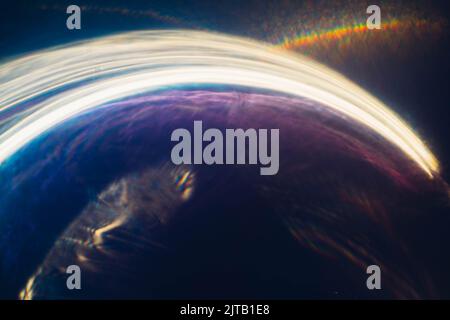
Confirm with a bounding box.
[0,30,439,177]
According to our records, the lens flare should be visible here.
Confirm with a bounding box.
[278,19,402,50]
[0,30,438,177]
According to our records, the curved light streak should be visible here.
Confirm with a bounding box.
[0,30,438,176]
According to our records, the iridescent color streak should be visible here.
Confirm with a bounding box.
[278,19,403,49]
[0,30,439,177]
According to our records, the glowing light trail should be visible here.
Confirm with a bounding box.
[0,30,438,176]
